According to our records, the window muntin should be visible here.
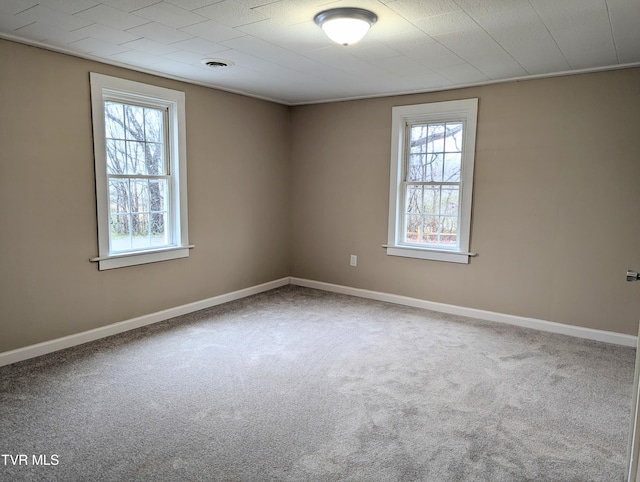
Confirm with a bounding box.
[387,98,477,264]
[90,73,190,270]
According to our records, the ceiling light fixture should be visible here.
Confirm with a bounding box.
[314,7,377,46]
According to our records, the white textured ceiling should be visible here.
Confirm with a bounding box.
[1,0,639,105]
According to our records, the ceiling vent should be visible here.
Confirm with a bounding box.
[201,59,234,68]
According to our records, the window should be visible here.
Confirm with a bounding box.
[387,98,478,263]
[90,73,190,270]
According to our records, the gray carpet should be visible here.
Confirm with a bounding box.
[0,286,635,481]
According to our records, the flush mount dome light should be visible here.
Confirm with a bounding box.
[314,7,377,46]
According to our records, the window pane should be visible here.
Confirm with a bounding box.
[149,179,167,212]
[105,102,124,139]
[151,212,168,246]
[146,143,165,175]
[404,169,462,245]
[441,187,459,216]
[131,180,149,213]
[404,214,422,243]
[441,216,458,246]
[424,153,444,182]
[443,153,461,182]
[423,216,439,244]
[110,214,131,252]
[405,185,423,214]
[410,125,427,154]
[109,179,129,214]
[445,123,463,152]
[124,105,144,141]
[125,141,145,175]
[408,154,426,182]
[106,139,126,174]
[144,108,163,143]
[132,213,149,248]
[423,186,440,215]
[427,124,445,153]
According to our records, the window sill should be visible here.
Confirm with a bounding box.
[90,245,194,270]
[384,245,475,264]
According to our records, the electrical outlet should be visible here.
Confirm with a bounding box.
[350,254,357,267]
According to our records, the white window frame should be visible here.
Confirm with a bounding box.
[387,98,478,264]
[90,73,190,270]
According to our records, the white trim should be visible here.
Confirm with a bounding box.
[2,33,640,108]
[0,278,289,367]
[289,63,640,106]
[387,98,478,264]
[2,276,634,367]
[382,244,477,258]
[90,244,195,262]
[94,247,191,270]
[386,246,470,263]
[0,33,285,106]
[290,278,637,347]
[627,326,640,481]
[90,72,190,270]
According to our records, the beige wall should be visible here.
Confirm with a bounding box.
[2,38,640,355]
[0,40,291,352]
[290,68,640,335]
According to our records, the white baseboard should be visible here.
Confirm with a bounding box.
[2,275,635,367]
[0,277,290,367]
[290,277,638,347]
